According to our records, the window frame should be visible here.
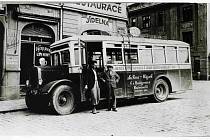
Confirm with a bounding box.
[142,15,151,29]
[182,5,193,22]
[152,45,166,64]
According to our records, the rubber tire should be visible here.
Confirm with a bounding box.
[25,94,49,112]
[153,79,169,102]
[50,85,75,115]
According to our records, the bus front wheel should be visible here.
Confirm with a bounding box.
[50,85,75,115]
[153,79,169,102]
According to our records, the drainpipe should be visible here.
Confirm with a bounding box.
[60,3,63,40]
[207,3,209,80]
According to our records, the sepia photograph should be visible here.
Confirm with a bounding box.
[0,0,209,138]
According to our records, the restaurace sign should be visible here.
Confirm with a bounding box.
[64,3,127,20]
[75,3,122,14]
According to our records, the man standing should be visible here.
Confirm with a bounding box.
[84,60,100,114]
[104,65,120,112]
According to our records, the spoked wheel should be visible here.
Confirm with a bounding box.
[50,85,75,115]
[153,79,169,102]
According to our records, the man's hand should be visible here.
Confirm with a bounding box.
[84,85,88,89]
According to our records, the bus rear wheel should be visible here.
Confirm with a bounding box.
[50,85,75,115]
[153,79,169,102]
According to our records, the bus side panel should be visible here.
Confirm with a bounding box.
[115,72,127,98]
[68,73,83,102]
[180,69,192,90]
[167,70,182,92]
[131,71,155,96]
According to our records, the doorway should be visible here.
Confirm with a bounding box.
[20,43,34,85]
[0,21,4,86]
[182,31,193,46]
[20,23,55,85]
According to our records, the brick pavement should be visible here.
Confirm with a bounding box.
[0,81,210,136]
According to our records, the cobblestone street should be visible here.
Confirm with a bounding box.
[0,81,210,136]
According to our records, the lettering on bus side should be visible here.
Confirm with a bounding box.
[126,72,154,94]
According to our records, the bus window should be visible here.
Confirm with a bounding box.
[166,46,177,63]
[178,47,189,63]
[74,48,79,65]
[52,52,60,66]
[153,46,166,64]
[81,47,86,65]
[124,49,138,64]
[139,46,152,64]
[106,48,123,64]
[61,50,70,65]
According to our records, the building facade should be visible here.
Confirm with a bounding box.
[127,3,207,80]
[0,3,127,100]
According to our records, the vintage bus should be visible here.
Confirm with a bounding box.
[25,35,192,115]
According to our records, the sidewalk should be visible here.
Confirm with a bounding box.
[0,98,27,113]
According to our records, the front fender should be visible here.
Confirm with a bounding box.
[41,79,72,94]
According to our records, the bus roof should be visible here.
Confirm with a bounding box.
[50,35,189,47]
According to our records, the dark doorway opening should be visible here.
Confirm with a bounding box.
[20,43,34,85]
[182,31,193,46]
[0,22,5,86]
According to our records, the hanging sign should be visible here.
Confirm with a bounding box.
[34,44,51,66]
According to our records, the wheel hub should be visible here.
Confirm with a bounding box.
[59,95,67,106]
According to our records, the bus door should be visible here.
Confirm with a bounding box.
[78,39,88,102]
[85,42,107,99]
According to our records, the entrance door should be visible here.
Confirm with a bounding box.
[0,22,4,86]
[86,42,106,99]
[20,43,34,85]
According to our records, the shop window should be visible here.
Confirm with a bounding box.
[157,11,164,26]
[183,6,193,22]
[124,49,138,64]
[131,18,137,27]
[142,15,151,29]
[61,50,70,65]
[106,48,123,64]
[82,30,110,36]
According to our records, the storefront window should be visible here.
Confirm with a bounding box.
[82,30,110,36]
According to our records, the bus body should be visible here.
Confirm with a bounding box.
[25,35,192,115]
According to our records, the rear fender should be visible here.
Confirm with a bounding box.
[41,79,72,94]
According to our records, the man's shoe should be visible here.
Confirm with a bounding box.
[112,108,117,112]
[92,108,97,114]
[106,108,111,111]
